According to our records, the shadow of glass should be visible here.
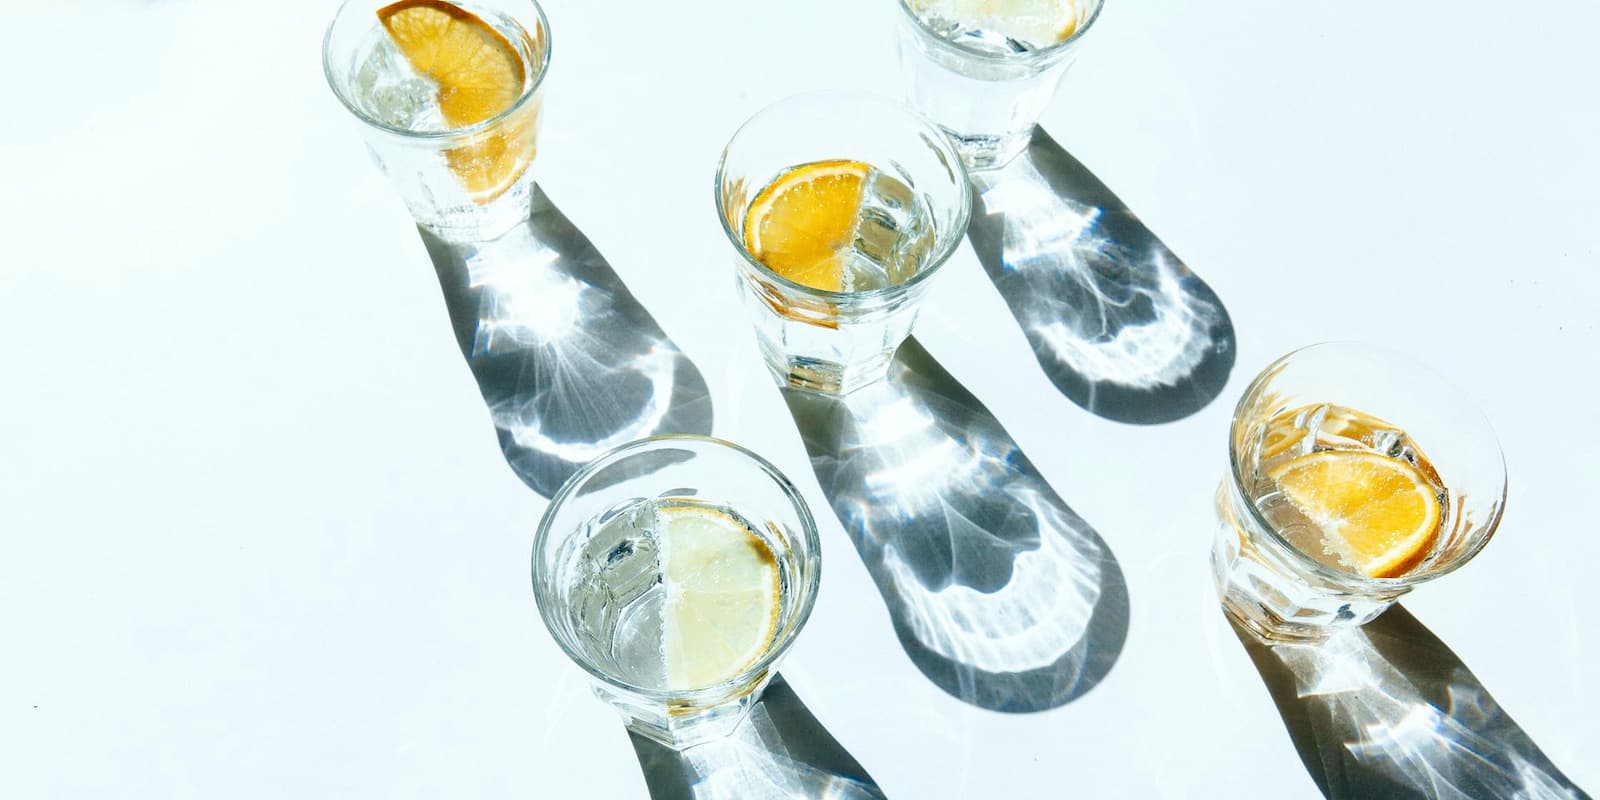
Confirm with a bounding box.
[628,674,886,800]
[1230,605,1591,800]
[966,127,1235,425]
[417,187,713,497]
[780,338,1128,712]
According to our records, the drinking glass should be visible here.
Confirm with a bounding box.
[532,436,822,749]
[896,0,1105,170]
[715,92,970,395]
[1214,343,1507,642]
[323,0,550,240]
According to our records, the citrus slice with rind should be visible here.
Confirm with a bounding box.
[377,0,524,126]
[1268,450,1443,579]
[377,0,536,201]
[659,505,781,690]
[910,0,1083,48]
[743,160,871,293]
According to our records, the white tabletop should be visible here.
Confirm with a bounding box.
[4,1,1597,797]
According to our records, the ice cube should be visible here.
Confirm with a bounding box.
[1371,427,1406,459]
[351,32,446,131]
[1306,403,1377,453]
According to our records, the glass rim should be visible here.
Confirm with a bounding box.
[895,0,1106,63]
[713,90,973,303]
[1226,341,1508,590]
[531,434,823,703]
[321,0,552,141]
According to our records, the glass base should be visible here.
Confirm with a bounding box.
[1211,529,1402,644]
[760,347,893,396]
[594,673,771,751]
[1211,484,1404,644]
[402,177,536,243]
[1216,573,1340,644]
[943,126,1032,172]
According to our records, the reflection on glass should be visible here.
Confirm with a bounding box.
[783,338,1127,712]
[629,675,885,800]
[1216,343,1507,643]
[419,187,713,496]
[966,128,1235,424]
[1229,606,1587,800]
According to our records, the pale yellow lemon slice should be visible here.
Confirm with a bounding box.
[1268,450,1443,579]
[659,505,781,690]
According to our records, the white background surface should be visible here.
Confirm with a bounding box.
[3,0,1598,797]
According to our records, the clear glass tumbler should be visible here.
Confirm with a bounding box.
[896,0,1105,170]
[532,436,822,749]
[715,92,970,395]
[1214,343,1507,642]
[323,0,550,240]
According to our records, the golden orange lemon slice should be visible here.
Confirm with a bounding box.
[1268,450,1443,578]
[378,0,536,201]
[743,160,872,293]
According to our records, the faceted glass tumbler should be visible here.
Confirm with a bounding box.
[531,436,822,749]
[715,91,970,395]
[323,0,551,240]
[1213,343,1507,642]
[895,0,1105,170]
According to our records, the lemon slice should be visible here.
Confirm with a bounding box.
[1268,450,1443,579]
[378,0,536,201]
[910,0,1083,48]
[378,0,524,125]
[659,505,781,690]
[743,160,871,292]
